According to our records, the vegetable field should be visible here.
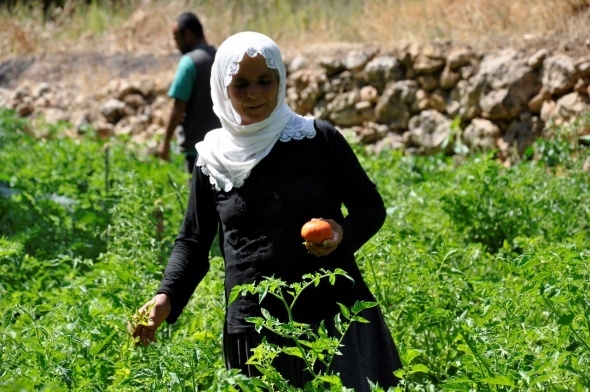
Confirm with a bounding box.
[1,108,589,391]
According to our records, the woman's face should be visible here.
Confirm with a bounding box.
[227,54,279,125]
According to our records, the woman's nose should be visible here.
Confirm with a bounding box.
[246,84,260,98]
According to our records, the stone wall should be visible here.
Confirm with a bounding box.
[1,41,589,163]
[286,42,590,161]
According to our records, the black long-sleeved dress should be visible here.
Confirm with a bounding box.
[157,119,401,390]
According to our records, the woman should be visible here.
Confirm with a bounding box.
[131,31,402,390]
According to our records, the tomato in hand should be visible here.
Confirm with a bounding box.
[301,219,333,244]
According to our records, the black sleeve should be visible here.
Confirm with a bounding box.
[316,119,386,256]
[157,165,219,324]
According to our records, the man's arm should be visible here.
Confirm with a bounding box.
[157,99,187,161]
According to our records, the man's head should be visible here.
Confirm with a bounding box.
[173,12,205,54]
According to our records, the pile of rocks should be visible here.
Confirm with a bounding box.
[0,75,170,150]
[1,41,589,163]
[286,41,590,160]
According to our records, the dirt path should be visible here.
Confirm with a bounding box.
[0,51,179,89]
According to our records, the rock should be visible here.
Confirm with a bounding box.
[413,53,445,75]
[327,90,372,127]
[553,92,590,124]
[528,89,551,113]
[100,98,127,124]
[375,80,418,130]
[407,109,452,154]
[498,112,542,157]
[10,85,30,101]
[574,78,588,94]
[527,49,549,69]
[440,64,460,89]
[342,47,379,71]
[319,56,345,77]
[287,55,309,73]
[71,110,92,132]
[462,118,501,151]
[42,108,69,124]
[412,42,447,75]
[480,88,521,120]
[577,59,590,78]
[359,85,379,103]
[353,122,389,143]
[0,87,10,107]
[446,80,481,121]
[15,100,34,117]
[471,49,540,121]
[31,82,51,98]
[116,79,145,101]
[123,93,146,110]
[411,89,430,113]
[429,89,447,113]
[541,54,578,95]
[94,121,114,138]
[448,46,476,71]
[369,131,406,154]
[540,100,557,123]
[364,55,404,92]
[417,74,439,91]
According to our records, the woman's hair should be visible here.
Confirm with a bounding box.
[176,12,204,39]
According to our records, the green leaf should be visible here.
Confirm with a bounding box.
[479,375,515,387]
[557,313,574,326]
[89,331,116,356]
[352,316,369,323]
[351,300,378,314]
[282,346,304,359]
[404,349,423,364]
[228,286,242,305]
[337,303,350,318]
[407,364,429,374]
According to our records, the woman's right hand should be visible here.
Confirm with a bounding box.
[128,293,171,346]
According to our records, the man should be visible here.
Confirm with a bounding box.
[157,12,220,173]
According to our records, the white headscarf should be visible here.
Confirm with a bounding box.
[196,31,316,192]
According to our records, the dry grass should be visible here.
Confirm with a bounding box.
[0,0,588,64]
[0,0,590,76]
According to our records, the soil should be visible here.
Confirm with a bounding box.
[0,51,179,89]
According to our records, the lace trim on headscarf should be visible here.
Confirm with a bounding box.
[223,47,279,118]
[279,114,316,142]
[197,156,253,192]
[225,47,279,88]
[197,157,247,192]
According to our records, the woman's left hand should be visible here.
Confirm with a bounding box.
[304,219,343,257]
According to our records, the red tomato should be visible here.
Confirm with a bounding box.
[301,219,333,244]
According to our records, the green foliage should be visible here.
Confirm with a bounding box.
[1,107,590,391]
[229,269,377,390]
[438,154,589,253]
[535,114,590,170]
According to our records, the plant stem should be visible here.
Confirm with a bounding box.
[276,288,317,378]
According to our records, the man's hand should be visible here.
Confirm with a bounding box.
[156,98,187,162]
[155,141,171,161]
[128,293,172,346]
